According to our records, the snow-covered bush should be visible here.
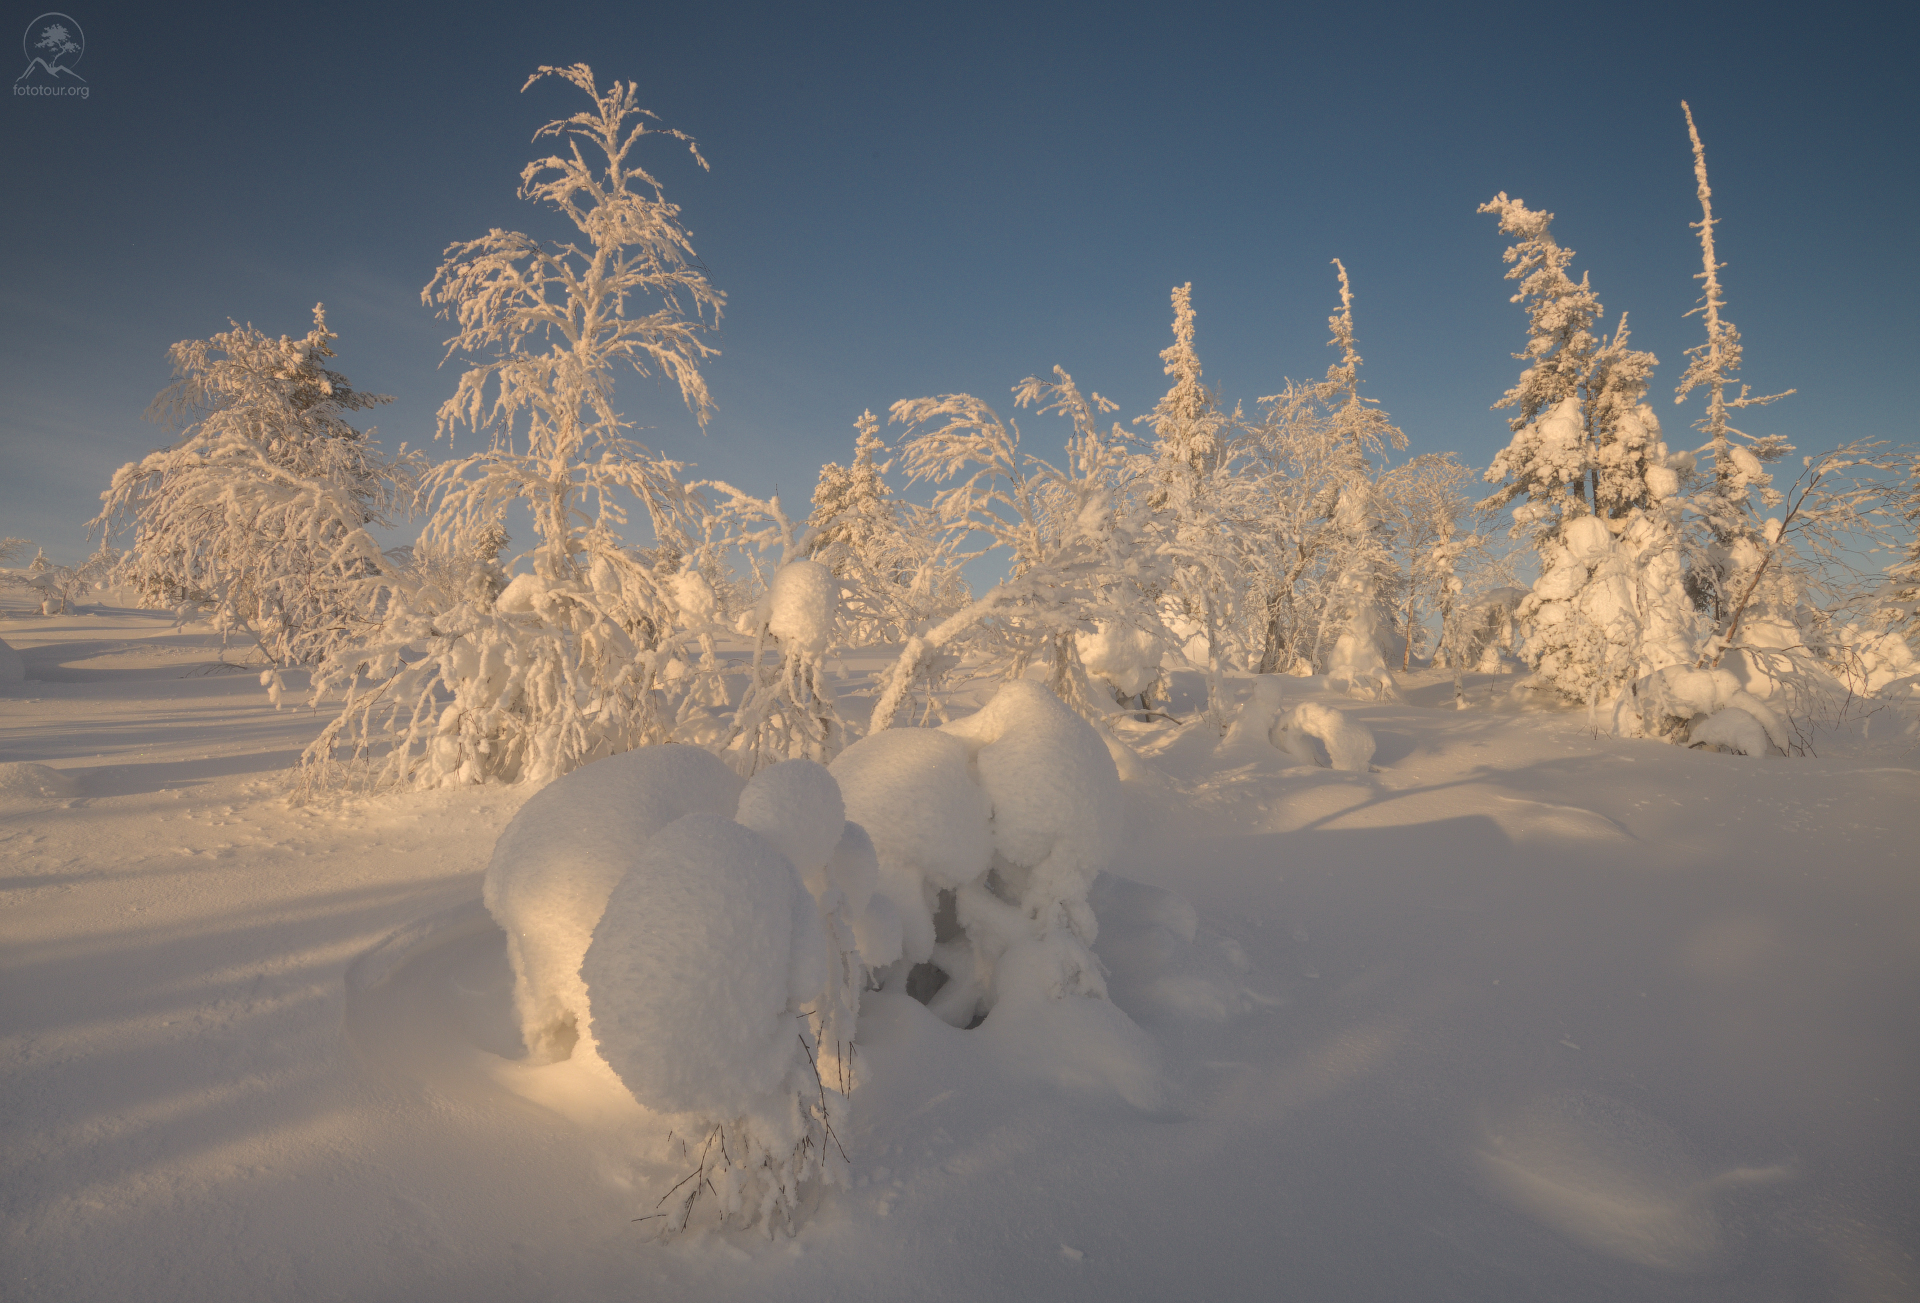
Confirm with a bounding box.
[1615,664,1786,754]
[1075,620,1165,703]
[301,66,727,791]
[92,309,415,666]
[483,744,744,1062]
[1276,701,1375,772]
[485,749,879,1234]
[837,683,1121,1016]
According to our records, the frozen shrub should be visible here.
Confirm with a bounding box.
[482,744,743,1062]
[484,744,868,1234]
[1275,701,1375,772]
[830,726,991,969]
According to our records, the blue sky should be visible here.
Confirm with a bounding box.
[3,0,1914,564]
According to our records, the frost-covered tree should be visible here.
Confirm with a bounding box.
[1139,283,1230,486]
[302,65,726,791]
[1246,262,1405,682]
[700,487,852,771]
[1887,450,1920,632]
[1474,191,1708,711]
[1134,284,1257,726]
[803,411,971,659]
[1476,194,1667,542]
[1379,452,1480,670]
[92,307,414,670]
[871,368,1173,736]
[808,410,898,569]
[1671,102,1796,648]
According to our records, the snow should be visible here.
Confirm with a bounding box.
[1075,621,1163,697]
[482,743,744,1060]
[1687,707,1773,757]
[4,605,1919,1300]
[1278,700,1377,772]
[0,760,78,801]
[735,757,846,887]
[0,634,23,682]
[767,558,837,657]
[582,812,822,1118]
[829,726,990,962]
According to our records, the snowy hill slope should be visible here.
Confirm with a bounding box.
[2,606,1916,1301]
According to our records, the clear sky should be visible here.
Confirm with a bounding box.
[3,0,1914,564]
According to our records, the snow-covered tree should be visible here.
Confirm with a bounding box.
[808,410,898,569]
[1134,284,1257,726]
[1887,449,1920,632]
[803,411,970,663]
[1139,283,1230,486]
[1379,452,1480,670]
[1474,190,1708,712]
[1671,102,1797,647]
[1476,194,1667,543]
[701,487,852,771]
[92,307,415,670]
[871,368,1172,736]
[302,65,726,791]
[1245,262,1406,683]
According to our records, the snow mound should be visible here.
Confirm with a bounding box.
[974,936,1168,1112]
[830,727,991,964]
[1276,702,1375,772]
[1090,873,1261,1024]
[0,761,78,801]
[1688,707,1774,757]
[736,757,846,886]
[482,744,745,1061]
[767,558,836,657]
[581,813,823,1118]
[0,635,24,682]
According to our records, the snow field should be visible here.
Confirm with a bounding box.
[3,607,1918,1300]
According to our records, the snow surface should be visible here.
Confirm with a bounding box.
[4,604,1919,1301]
